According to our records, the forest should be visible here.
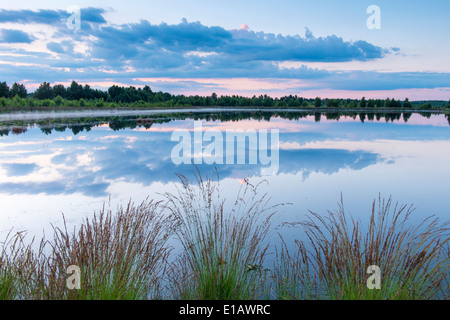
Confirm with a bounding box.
[0,80,449,110]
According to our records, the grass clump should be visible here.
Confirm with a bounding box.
[0,199,171,300]
[164,170,277,300]
[0,230,37,300]
[0,231,29,299]
[273,238,320,300]
[275,195,450,300]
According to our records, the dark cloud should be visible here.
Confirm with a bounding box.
[0,9,62,24]
[46,42,65,54]
[79,7,107,24]
[84,19,386,66]
[0,29,34,43]
[0,8,389,66]
[226,29,385,62]
[3,163,38,176]
[0,8,106,25]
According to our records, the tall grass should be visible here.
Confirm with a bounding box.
[1,180,448,300]
[0,231,31,299]
[273,238,321,300]
[164,170,277,300]
[442,243,450,299]
[275,195,450,300]
[0,199,171,300]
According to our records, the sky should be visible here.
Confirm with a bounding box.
[0,0,449,100]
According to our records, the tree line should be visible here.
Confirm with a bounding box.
[2,110,450,137]
[1,80,449,110]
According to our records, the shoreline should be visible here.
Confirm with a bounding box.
[1,106,449,121]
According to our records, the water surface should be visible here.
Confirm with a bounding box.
[1,110,449,248]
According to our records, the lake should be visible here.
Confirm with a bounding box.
[1,109,450,250]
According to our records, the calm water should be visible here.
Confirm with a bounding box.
[1,110,450,248]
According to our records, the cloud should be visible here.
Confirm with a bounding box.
[317,71,450,91]
[79,7,107,24]
[3,163,38,176]
[4,112,450,197]
[46,42,66,54]
[0,128,381,196]
[0,29,34,43]
[83,19,386,67]
[239,24,249,31]
[0,7,449,96]
[0,9,62,24]
[0,9,388,63]
[0,8,106,25]
[46,41,80,56]
[226,27,386,62]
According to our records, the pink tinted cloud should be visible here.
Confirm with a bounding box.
[132,118,311,133]
[22,77,450,101]
[288,88,450,100]
[134,77,450,100]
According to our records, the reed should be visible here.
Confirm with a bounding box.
[273,237,322,299]
[0,199,171,300]
[164,169,277,300]
[1,183,448,300]
[276,195,450,300]
[0,230,38,300]
[0,231,23,299]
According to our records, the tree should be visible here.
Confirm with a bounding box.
[143,85,152,93]
[9,82,27,98]
[314,97,322,108]
[403,98,412,109]
[325,98,339,108]
[67,81,83,100]
[34,82,54,100]
[0,82,9,98]
[359,97,366,108]
[348,101,357,109]
[53,84,67,98]
[421,102,432,110]
[54,95,63,106]
[108,85,123,101]
[83,84,93,100]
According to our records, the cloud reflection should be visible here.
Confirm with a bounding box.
[0,121,382,196]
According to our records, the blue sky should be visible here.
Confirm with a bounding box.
[0,0,449,99]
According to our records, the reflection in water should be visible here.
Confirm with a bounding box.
[0,148,380,197]
[1,110,450,239]
[1,110,449,137]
